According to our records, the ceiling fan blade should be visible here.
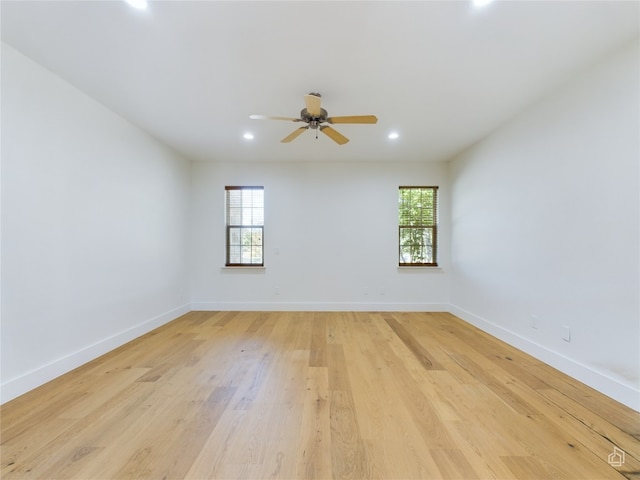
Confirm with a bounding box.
[326,115,378,124]
[304,94,322,116]
[281,126,309,143]
[319,125,349,145]
[250,115,300,122]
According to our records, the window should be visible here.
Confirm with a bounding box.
[225,186,264,266]
[398,186,438,266]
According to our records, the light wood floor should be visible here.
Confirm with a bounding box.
[2,311,639,480]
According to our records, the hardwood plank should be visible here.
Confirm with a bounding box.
[2,311,638,480]
[264,347,309,476]
[500,455,557,480]
[294,366,331,480]
[384,314,444,370]
[344,313,445,478]
[367,317,461,451]
[182,409,247,479]
[430,448,483,480]
[214,310,241,327]
[537,388,640,465]
[448,353,540,416]
[527,363,640,438]
[129,385,238,480]
[327,343,368,479]
[308,313,328,367]
[1,389,89,444]
[134,337,204,382]
[233,352,271,410]
[3,382,157,478]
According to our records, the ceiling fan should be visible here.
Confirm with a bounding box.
[250,93,377,145]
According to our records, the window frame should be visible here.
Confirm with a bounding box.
[398,186,439,267]
[225,186,264,267]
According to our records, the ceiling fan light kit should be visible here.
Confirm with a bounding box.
[250,92,378,145]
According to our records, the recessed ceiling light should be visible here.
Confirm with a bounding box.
[472,0,494,7]
[124,0,148,10]
[243,133,254,140]
[388,132,399,140]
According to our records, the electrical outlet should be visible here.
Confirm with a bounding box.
[562,325,571,342]
[530,314,538,329]
[275,286,280,295]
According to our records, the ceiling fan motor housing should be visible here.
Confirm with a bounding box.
[250,93,375,145]
[301,107,328,128]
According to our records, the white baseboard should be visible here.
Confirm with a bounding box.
[1,304,190,404]
[5,302,637,412]
[449,304,640,412]
[190,301,450,312]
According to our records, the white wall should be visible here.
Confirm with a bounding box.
[1,44,191,403]
[449,41,639,410]
[3,36,637,411]
[190,161,450,311]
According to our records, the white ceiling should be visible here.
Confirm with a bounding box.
[2,1,638,163]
